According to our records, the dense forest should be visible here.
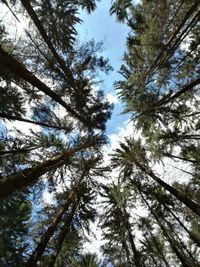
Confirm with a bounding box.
[0,0,200,266]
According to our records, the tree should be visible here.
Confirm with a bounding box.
[0,193,31,267]
[0,0,110,264]
[110,0,200,181]
[112,138,200,217]
[139,192,199,267]
[100,183,142,267]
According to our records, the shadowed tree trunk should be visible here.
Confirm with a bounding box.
[123,209,142,267]
[140,193,192,267]
[164,217,199,266]
[140,238,160,267]
[145,225,170,267]
[19,0,74,84]
[26,174,85,267]
[0,47,86,125]
[163,153,197,164]
[47,202,78,267]
[0,141,92,198]
[134,158,200,217]
[166,206,200,248]
[144,1,199,80]
[157,77,200,107]
[0,113,71,131]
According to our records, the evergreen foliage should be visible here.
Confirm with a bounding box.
[0,0,200,266]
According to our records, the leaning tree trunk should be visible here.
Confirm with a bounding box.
[157,76,200,106]
[163,202,200,248]
[141,237,160,267]
[164,217,200,266]
[19,0,74,85]
[146,226,170,267]
[134,158,200,217]
[163,152,197,164]
[26,175,85,267]
[144,1,199,81]
[0,141,91,198]
[0,47,86,125]
[0,112,71,131]
[47,202,78,267]
[140,193,192,267]
[123,207,142,267]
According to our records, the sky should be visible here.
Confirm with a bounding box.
[74,0,193,257]
[74,0,144,257]
[0,0,192,262]
[76,0,132,136]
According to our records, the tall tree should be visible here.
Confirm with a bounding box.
[112,138,200,217]
[100,183,142,267]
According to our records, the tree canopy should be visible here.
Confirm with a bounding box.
[0,0,200,266]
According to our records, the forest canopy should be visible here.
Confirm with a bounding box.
[0,0,200,266]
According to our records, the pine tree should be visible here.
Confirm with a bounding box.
[100,183,142,267]
[0,193,31,266]
[0,0,110,264]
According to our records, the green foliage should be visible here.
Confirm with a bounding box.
[0,194,31,266]
[0,0,200,266]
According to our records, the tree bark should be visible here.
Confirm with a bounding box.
[157,76,200,106]
[0,141,91,198]
[19,0,74,85]
[164,204,200,248]
[163,152,197,164]
[164,217,200,266]
[0,113,71,131]
[123,208,142,267]
[144,1,199,81]
[0,47,86,125]
[147,227,170,267]
[134,159,200,217]
[26,192,76,266]
[140,193,192,267]
[0,147,38,156]
[141,238,160,267]
[26,174,85,267]
[47,203,78,267]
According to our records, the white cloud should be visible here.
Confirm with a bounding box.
[134,0,141,5]
[5,120,41,136]
[82,220,105,257]
[106,93,119,105]
[153,156,192,185]
[0,2,29,41]
[41,190,55,206]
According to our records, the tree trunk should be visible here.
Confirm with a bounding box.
[141,238,160,267]
[144,1,199,81]
[0,142,91,198]
[164,218,200,266]
[157,76,200,106]
[140,193,192,267]
[134,159,200,217]
[47,202,78,267]
[19,0,74,85]
[26,174,85,267]
[163,152,197,164]
[147,228,170,267]
[165,206,200,248]
[26,192,76,266]
[0,113,71,131]
[0,47,86,125]
[121,239,132,267]
[157,7,200,74]
[0,147,38,156]
[123,209,142,267]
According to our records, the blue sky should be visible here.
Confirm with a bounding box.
[76,0,131,136]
